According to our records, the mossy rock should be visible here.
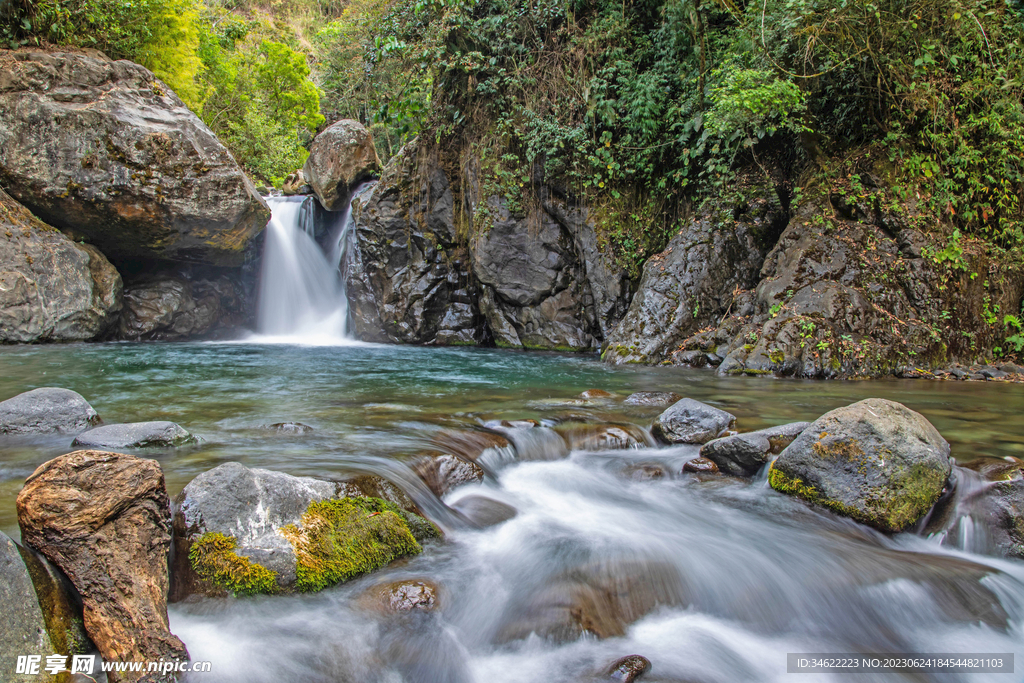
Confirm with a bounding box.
[769,398,951,532]
[189,532,279,596]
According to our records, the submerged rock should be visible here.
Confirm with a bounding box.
[623,392,683,407]
[0,531,57,682]
[623,463,668,481]
[361,579,439,613]
[558,423,650,451]
[414,452,485,497]
[0,388,100,435]
[606,655,652,682]
[450,495,517,528]
[651,398,735,445]
[265,422,315,434]
[769,399,952,532]
[304,119,382,211]
[0,50,269,267]
[16,450,188,681]
[72,421,196,449]
[579,389,615,399]
[171,462,436,599]
[0,188,122,343]
[700,432,771,477]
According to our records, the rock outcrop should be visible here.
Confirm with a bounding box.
[0,531,57,683]
[16,451,188,682]
[304,119,382,211]
[118,270,249,341]
[72,421,196,449]
[651,398,735,445]
[769,399,952,532]
[0,50,269,267]
[171,462,437,599]
[0,388,100,434]
[1,188,122,342]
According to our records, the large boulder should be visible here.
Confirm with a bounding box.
[0,388,100,435]
[1,188,122,342]
[16,451,188,682]
[0,531,57,682]
[72,421,197,449]
[303,119,382,211]
[603,192,785,364]
[769,399,952,532]
[117,271,248,340]
[0,50,270,267]
[171,463,437,599]
[651,398,735,445]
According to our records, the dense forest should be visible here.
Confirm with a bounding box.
[4,0,1024,354]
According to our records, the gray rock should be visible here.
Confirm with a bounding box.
[118,272,247,341]
[0,188,122,342]
[0,388,99,434]
[0,531,56,682]
[604,192,785,364]
[0,50,269,267]
[414,453,485,497]
[959,480,1024,560]
[757,421,811,454]
[700,432,772,476]
[450,495,517,528]
[623,392,683,407]
[770,399,952,532]
[651,398,735,445]
[304,120,382,211]
[72,421,196,449]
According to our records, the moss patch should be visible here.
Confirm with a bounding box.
[281,497,425,593]
[189,532,278,596]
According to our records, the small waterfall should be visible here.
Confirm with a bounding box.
[254,185,372,344]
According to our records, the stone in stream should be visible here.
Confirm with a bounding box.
[170,463,437,599]
[699,432,772,477]
[0,530,57,682]
[449,495,517,528]
[17,543,92,659]
[958,479,1024,560]
[682,457,719,474]
[0,388,100,435]
[623,463,668,481]
[758,421,811,454]
[579,389,615,399]
[769,399,952,533]
[16,451,188,682]
[413,452,485,497]
[623,391,683,407]
[0,188,123,343]
[651,398,735,445]
[303,119,382,210]
[72,421,197,449]
[558,423,651,451]
[606,655,652,682]
[265,422,316,434]
[0,51,269,267]
[360,579,439,613]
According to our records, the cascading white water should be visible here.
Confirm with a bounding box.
[254,185,371,344]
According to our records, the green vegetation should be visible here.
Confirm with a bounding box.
[281,496,425,592]
[189,532,279,596]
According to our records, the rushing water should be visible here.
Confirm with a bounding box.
[0,342,1023,682]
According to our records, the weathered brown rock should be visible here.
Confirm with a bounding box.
[304,120,382,210]
[0,188,122,342]
[606,655,652,682]
[682,457,719,474]
[413,452,485,497]
[17,451,188,682]
[361,579,439,613]
[0,50,270,267]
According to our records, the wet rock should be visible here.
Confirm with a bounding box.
[758,421,811,454]
[623,392,683,407]
[604,191,785,364]
[118,272,247,341]
[700,432,771,477]
[484,421,569,461]
[0,388,100,435]
[960,456,1024,482]
[682,457,719,474]
[0,188,123,342]
[431,429,512,463]
[0,50,269,267]
[496,558,685,643]
[651,398,735,445]
[362,579,439,613]
[72,421,196,449]
[265,422,315,434]
[580,389,615,399]
[414,452,485,497]
[304,119,382,210]
[770,399,952,532]
[607,655,652,682]
[171,462,435,599]
[450,495,517,528]
[16,450,188,681]
[558,423,650,451]
[0,531,56,682]
[17,544,92,658]
[623,463,667,482]
[281,169,312,196]
[961,480,1024,559]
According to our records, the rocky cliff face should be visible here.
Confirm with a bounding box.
[0,50,269,268]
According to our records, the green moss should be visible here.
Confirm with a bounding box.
[282,497,425,593]
[189,532,278,596]
[768,463,862,519]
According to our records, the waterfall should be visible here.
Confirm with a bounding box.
[254,184,371,344]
